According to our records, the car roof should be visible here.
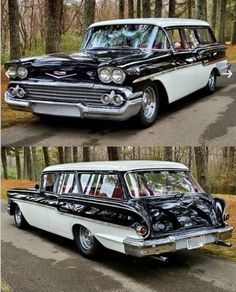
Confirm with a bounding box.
[43,160,189,172]
[89,18,210,29]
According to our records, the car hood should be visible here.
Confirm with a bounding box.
[6,48,170,70]
[130,193,225,238]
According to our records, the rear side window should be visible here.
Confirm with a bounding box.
[196,28,215,44]
[56,173,78,195]
[42,173,58,193]
[79,173,123,199]
[167,28,184,50]
[183,28,199,49]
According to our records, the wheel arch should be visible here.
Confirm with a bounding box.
[152,79,169,108]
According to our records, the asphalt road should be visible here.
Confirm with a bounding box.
[1,202,236,292]
[2,64,236,146]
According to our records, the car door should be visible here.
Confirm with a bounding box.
[166,27,198,102]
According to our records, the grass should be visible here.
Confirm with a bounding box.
[1,179,235,262]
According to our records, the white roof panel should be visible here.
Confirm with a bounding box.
[89,18,210,29]
[43,160,189,172]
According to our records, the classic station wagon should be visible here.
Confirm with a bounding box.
[5,18,231,127]
[7,161,233,259]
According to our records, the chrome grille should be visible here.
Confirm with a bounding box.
[22,84,120,107]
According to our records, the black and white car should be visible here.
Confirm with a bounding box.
[5,18,231,127]
[7,160,233,259]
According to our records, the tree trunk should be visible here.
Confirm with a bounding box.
[83,0,96,35]
[219,0,227,43]
[196,0,207,20]
[232,0,236,44]
[164,147,173,161]
[45,0,63,53]
[154,0,162,17]
[8,0,21,59]
[128,0,134,18]
[187,0,192,18]
[194,146,210,193]
[119,0,125,18]
[15,147,21,179]
[229,147,235,170]
[31,147,40,181]
[64,147,72,163]
[1,147,8,179]
[137,0,141,17]
[83,147,90,162]
[25,147,33,181]
[168,0,176,18]
[57,147,64,164]
[211,0,217,34]
[42,147,50,167]
[107,147,121,160]
[142,0,151,17]
[73,147,79,162]
[23,148,27,179]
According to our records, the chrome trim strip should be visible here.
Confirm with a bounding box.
[11,198,56,210]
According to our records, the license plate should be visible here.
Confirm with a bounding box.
[32,104,80,117]
[187,236,203,249]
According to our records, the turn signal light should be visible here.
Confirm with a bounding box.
[136,225,148,236]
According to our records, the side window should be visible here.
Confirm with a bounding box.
[42,173,58,193]
[183,28,199,49]
[167,28,184,50]
[196,28,215,44]
[153,29,170,50]
[79,173,123,199]
[56,173,78,195]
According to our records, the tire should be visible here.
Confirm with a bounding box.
[137,82,160,127]
[14,205,28,229]
[205,70,216,94]
[74,226,102,259]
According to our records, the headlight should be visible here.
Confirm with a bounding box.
[98,67,126,84]
[98,68,112,83]
[7,66,17,78]
[17,66,28,79]
[111,68,126,84]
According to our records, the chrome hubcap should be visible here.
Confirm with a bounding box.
[208,72,215,89]
[15,206,22,224]
[79,227,94,250]
[142,87,157,119]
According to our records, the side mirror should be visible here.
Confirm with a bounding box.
[35,184,40,190]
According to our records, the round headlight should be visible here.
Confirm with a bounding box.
[7,66,17,78]
[111,68,126,84]
[98,68,112,83]
[17,66,28,79]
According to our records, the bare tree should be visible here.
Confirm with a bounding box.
[83,147,90,162]
[107,147,121,160]
[15,147,21,179]
[155,0,162,17]
[45,0,63,53]
[128,0,134,18]
[64,147,72,163]
[119,0,125,18]
[194,146,210,193]
[142,0,151,17]
[164,147,173,161]
[137,0,141,17]
[83,0,96,35]
[168,0,176,17]
[31,146,40,181]
[211,0,217,34]
[58,147,64,164]
[73,147,79,162]
[8,0,21,59]
[25,147,33,181]
[1,147,8,179]
[187,0,193,18]
[219,0,227,43]
[196,0,207,20]
[42,147,50,167]
[232,0,236,44]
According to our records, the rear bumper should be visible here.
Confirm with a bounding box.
[5,81,143,121]
[123,226,233,257]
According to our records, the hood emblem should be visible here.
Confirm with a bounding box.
[53,70,67,76]
[46,72,77,79]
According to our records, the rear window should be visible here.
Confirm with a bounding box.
[196,27,215,44]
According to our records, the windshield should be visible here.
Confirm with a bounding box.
[82,24,169,50]
[125,170,203,198]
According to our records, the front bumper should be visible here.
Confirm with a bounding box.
[123,226,233,257]
[5,81,143,121]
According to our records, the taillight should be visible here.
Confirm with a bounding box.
[136,225,148,236]
[223,213,230,221]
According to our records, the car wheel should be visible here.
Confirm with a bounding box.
[14,205,28,229]
[137,83,159,127]
[205,70,216,94]
[74,226,101,258]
